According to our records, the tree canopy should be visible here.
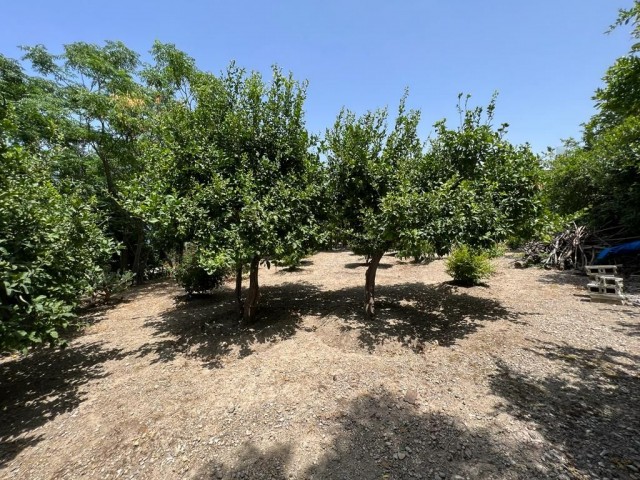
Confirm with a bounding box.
[137,47,325,323]
[325,94,541,315]
[1,114,116,352]
[546,1,640,235]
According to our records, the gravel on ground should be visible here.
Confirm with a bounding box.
[1,251,639,480]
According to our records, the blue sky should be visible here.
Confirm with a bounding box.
[1,0,635,153]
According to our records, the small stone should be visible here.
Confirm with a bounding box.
[228,405,235,414]
[404,389,418,405]
[398,452,407,460]
[629,465,639,473]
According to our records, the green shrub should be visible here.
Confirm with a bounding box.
[397,240,437,263]
[445,245,494,286]
[174,244,227,295]
[485,242,507,259]
[1,145,117,352]
[90,270,135,303]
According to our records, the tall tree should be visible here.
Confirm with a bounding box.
[418,96,542,248]
[324,94,422,316]
[20,42,153,281]
[1,114,116,352]
[140,49,324,322]
[326,95,541,316]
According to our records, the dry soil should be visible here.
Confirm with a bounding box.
[1,251,639,480]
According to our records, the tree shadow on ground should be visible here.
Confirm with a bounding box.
[489,341,640,479]
[536,270,588,288]
[330,283,522,352]
[615,320,640,337]
[136,280,520,367]
[344,262,394,269]
[392,252,443,266]
[134,282,321,368]
[0,342,128,465]
[274,259,314,274]
[192,389,551,480]
[446,279,490,288]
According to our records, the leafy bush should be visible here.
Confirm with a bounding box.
[90,270,135,303]
[174,244,227,295]
[445,245,494,286]
[396,236,437,263]
[0,144,117,352]
[485,242,507,259]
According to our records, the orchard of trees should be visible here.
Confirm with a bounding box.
[1,2,638,353]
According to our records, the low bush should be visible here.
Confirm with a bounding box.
[174,245,227,295]
[90,270,135,303]
[445,245,494,286]
[485,242,507,259]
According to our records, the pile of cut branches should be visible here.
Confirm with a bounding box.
[518,224,590,270]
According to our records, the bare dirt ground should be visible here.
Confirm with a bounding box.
[1,251,639,480]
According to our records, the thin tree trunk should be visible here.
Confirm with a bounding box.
[364,251,384,317]
[242,256,260,324]
[235,263,243,315]
[119,237,129,272]
[132,220,145,285]
[0,281,11,320]
[94,142,117,198]
[101,155,117,197]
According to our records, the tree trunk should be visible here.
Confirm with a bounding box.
[95,145,117,198]
[242,256,260,324]
[119,237,129,272]
[235,263,243,315]
[364,251,384,317]
[132,220,145,285]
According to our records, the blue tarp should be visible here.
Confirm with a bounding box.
[596,240,640,262]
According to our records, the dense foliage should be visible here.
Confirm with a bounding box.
[445,245,494,286]
[325,94,541,315]
[138,48,325,323]
[174,244,228,295]
[412,96,542,249]
[20,42,153,281]
[0,127,116,351]
[545,2,640,235]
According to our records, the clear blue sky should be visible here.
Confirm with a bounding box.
[1,0,635,153]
